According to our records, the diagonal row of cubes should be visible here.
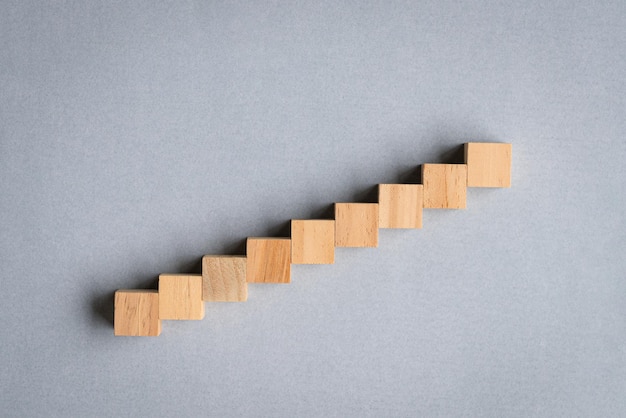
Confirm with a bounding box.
[114,142,511,336]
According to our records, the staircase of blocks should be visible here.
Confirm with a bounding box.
[114,142,512,336]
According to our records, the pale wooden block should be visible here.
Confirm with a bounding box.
[378,184,423,228]
[464,142,512,187]
[246,238,291,283]
[291,219,335,264]
[158,274,205,320]
[334,203,379,247]
[114,289,161,336]
[422,164,467,209]
[202,255,247,302]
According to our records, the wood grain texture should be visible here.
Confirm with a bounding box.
[158,274,205,320]
[246,238,291,283]
[464,142,512,187]
[114,290,161,336]
[202,255,247,302]
[334,203,379,247]
[291,219,335,264]
[378,184,423,228]
[422,164,467,209]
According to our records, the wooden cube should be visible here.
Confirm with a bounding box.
[114,290,161,336]
[291,220,335,264]
[202,255,247,302]
[158,274,204,320]
[246,238,291,283]
[334,203,379,247]
[378,184,423,228]
[422,164,467,209]
[464,142,512,187]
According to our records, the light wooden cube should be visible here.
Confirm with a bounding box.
[246,238,291,283]
[334,203,379,247]
[202,255,247,302]
[291,219,335,264]
[378,184,423,228]
[464,142,512,187]
[158,274,205,320]
[114,290,161,336]
[422,164,467,209]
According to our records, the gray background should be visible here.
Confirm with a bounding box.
[1,1,625,417]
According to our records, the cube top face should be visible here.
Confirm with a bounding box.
[464,142,512,188]
[422,164,467,209]
[334,203,379,247]
[202,255,247,302]
[378,184,423,229]
[291,219,335,264]
[114,290,161,336]
[158,274,205,320]
[246,238,291,283]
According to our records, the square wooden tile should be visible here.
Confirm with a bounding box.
[464,142,512,187]
[334,203,379,247]
[202,255,247,302]
[422,164,467,209]
[291,219,335,264]
[158,274,204,320]
[246,238,291,283]
[114,290,161,336]
[378,184,423,228]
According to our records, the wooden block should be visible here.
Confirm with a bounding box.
[158,274,205,320]
[378,184,423,228]
[202,255,247,302]
[114,290,161,336]
[291,219,335,264]
[464,142,512,187]
[422,164,467,209]
[246,238,291,283]
[334,203,379,247]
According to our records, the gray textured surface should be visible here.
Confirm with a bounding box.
[1,1,625,416]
